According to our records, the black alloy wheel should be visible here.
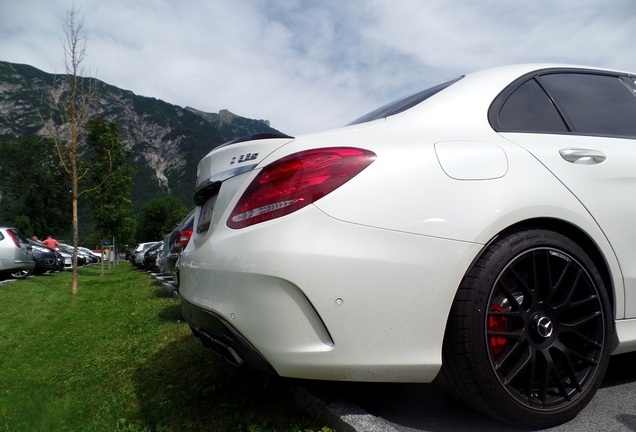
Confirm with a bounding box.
[438,229,612,428]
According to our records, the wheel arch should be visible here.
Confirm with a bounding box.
[490,217,616,320]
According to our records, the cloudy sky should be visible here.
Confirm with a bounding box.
[1,0,635,135]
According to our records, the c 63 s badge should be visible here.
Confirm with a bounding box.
[231,153,259,165]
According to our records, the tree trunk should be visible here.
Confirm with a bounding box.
[71,114,79,295]
[100,237,105,276]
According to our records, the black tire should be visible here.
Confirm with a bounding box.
[438,229,612,428]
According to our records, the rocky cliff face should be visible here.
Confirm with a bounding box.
[0,60,283,208]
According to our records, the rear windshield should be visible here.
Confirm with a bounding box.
[348,77,463,125]
[8,229,28,243]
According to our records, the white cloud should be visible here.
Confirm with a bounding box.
[1,0,635,135]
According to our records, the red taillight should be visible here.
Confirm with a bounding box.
[227,147,376,229]
[7,230,22,248]
[179,229,193,249]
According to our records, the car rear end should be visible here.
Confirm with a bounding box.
[0,228,35,278]
[178,126,479,381]
[180,134,296,372]
[165,209,196,288]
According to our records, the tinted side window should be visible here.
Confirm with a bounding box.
[348,77,462,125]
[497,79,568,132]
[541,73,636,138]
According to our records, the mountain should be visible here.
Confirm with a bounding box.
[0,60,284,209]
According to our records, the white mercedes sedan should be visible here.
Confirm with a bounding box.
[179,64,636,428]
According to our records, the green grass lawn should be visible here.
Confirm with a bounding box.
[0,264,330,432]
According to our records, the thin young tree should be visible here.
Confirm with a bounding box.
[42,7,111,293]
[61,7,91,293]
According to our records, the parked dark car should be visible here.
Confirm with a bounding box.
[58,243,87,266]
[29,240,63,275]
[142,240,164,272]
[164,209,194,288]
[53,251,65,271]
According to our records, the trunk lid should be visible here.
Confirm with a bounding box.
[194,133,295,204]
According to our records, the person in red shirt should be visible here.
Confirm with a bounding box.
[42,235,60,250]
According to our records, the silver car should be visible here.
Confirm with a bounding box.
[131,241,159,267]
[0,227,35,279]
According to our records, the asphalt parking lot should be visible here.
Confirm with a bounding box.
[300,351,636,432]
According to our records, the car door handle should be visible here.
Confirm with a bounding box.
[559,149,606,164]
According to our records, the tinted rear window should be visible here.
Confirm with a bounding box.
[348,77,463,125]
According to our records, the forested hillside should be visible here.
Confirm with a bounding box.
[0,60,282,208]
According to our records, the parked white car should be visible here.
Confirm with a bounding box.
[0,227,35,278]
[179,64,636,428]
[78,247,101,263]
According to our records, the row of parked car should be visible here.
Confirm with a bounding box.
[128,209,195,294]
[0,227,101,280]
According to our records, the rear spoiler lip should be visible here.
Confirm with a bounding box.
[215,132,295,150]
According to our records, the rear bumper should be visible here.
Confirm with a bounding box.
[180,206,483,382]
[181,297,276,374]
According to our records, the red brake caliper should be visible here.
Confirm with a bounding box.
[488,303,507,356]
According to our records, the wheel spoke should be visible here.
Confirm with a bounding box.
[549,261,578,306]
[536,249,550,295]
[560,294,600,314]
[563,330,603,350]
[559,343,600,367]
[498,278,524,310]
[559,352,583,393]
[551,368,573,403]
[496,342,531,384]
[523,353,537,403]
[561,310,602,327]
